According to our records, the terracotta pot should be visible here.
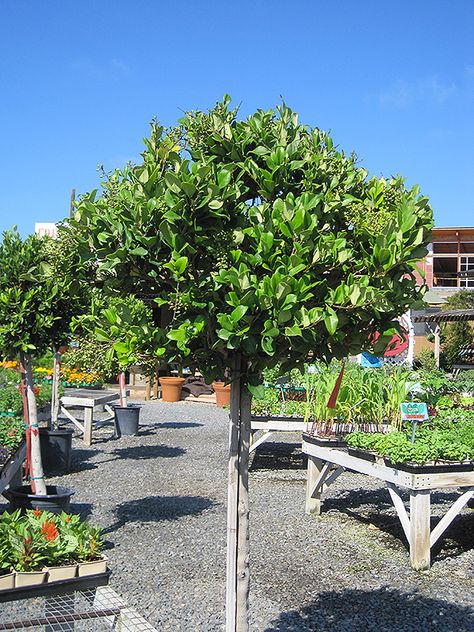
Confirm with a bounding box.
[15,570,47,587]
[159,377,185,402]
[78,556,108,577]
[44,563,78,582]
[212,381,231,408]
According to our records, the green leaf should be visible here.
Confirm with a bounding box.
[175,256,188,275]
[217,169,232,189]
[231,305,248,323]
[324,311,339,335]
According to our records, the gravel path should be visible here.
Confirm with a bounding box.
[1,401,473,631]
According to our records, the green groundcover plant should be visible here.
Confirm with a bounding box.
[0,509,104,574]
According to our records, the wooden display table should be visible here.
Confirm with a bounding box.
[250,416,306,452]
[60,389,130,446]
[302,437,474,570]
[0,442,26,495]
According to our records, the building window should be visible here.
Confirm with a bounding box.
[433,257,457,287]
[432,242,458,254]
[460,256,474,288]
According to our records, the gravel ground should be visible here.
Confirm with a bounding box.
[1,401,473,631]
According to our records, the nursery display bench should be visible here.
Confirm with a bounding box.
[0,442,26,496]
[250,416,306,453]
[60,389,130,446]
[302,436,474,570]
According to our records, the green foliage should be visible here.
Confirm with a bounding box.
[453,370,474,394]
[347,416,474,464]
[62,338,118,381]
[0,510,104,573]
[414,348,437,372]
[414,369,453,406]
[0,417,24,450]
[0,229,89,359]
[68,98,433,383]
[441,290,474,369]
[0,386,22,415]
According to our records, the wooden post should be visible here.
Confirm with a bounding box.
[409,490,431,570]
[70,189,75,218]
[23,353,47,495]
[51,349,61,430]
[305,456,324,515]
[226,354,241,632]
[236,386,251,631]
[83,407,93,446]
[434,325,441,369]
[145,376,151,401]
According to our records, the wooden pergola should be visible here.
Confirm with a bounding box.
[414,308,474,369]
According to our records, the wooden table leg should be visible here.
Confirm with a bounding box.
[83,406,93,446]
[409,490,431,570]
[305,456,324,515]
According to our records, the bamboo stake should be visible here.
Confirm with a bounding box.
[23,353,47,495]
[226,354,241,632]
[236,383,251,631]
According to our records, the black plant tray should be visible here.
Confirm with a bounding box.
[251,415,304,423]
[302,432,347,448]
[0,570,111,603]
[347,447,378,462]
[385,459,473,474]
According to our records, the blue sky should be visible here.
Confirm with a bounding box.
[0,0,472,236]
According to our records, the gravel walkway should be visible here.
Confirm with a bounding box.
[1,401,473,631]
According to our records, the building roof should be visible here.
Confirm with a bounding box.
[413,309,474,323]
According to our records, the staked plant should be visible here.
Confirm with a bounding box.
[67,97,433,632]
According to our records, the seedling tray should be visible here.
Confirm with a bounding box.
[302,432,347,449]
[0,570,111,603]
[386,459,473,474]
[251,415,304,423]
[347,447,378,462]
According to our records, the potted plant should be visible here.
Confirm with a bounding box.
[212,377,231,408]
[0,229,88,510]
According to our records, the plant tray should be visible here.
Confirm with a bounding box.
[0,570,111,603]
[251,415,304,423]
[302,432,347,448]
[347,447,378,462]
[385,459,473,474]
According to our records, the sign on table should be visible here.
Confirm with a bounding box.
[400,402,429,422]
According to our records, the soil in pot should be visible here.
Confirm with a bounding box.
[114,404,140,437]
[3,485,74,514]
[39,428,74,474]
[159,377,185,402]
[212,381,231,408]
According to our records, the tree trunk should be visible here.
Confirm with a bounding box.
[22,352,47,495]
[51,349,61,430]
[226,354,252,632]
[226,354,241,632]
[236,386,251,631]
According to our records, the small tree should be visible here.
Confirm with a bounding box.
[0,228,88,494]
[69,98,433,631]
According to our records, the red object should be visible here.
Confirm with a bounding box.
[327,362,345,409]
[372,327,409,357]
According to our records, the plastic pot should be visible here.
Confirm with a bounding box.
[159,377,185,402]
[114,405,140,437]
[212,381,231,408]
[3,485,74,514]
[39,428,74,474]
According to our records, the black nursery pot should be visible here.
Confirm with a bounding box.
[3,485,74,514]
[39,428,74,474]
[114,404,141,437]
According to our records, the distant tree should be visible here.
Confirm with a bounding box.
[441,290,474,369]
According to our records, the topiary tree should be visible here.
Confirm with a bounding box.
[69,98,433,631]
[0,228,88,495]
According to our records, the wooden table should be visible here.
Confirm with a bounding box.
[0,442,26,495]
[60,389,129,446]
[250,416,306,452]
[302,438,474,570]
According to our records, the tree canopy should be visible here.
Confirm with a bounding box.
[69,98,433,386]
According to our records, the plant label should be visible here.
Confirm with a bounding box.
[400,402,429,422]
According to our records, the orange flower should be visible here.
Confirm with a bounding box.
[41,519,59,541]
[33,507,41,518]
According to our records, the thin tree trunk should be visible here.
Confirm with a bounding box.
[236,384,251,631]
[226,353,241,632]
[23,353,47,495]
[51,348,61,430]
